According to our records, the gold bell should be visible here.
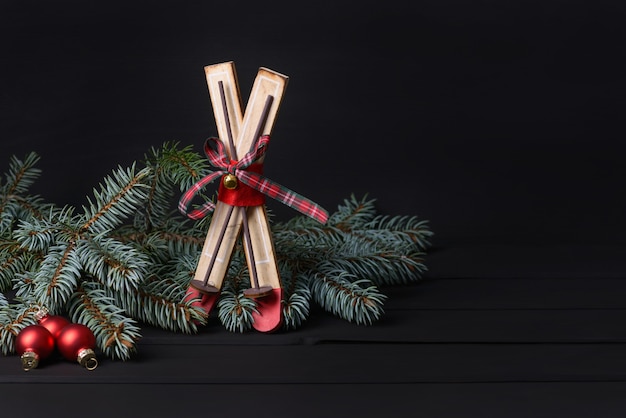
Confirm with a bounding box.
[223,174,238,190]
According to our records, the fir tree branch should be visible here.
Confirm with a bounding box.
[327,194,378,231]
[0,152,41,202]
[13,206,77,252]
[0,303,39,355]
[0,142,434,357]
[110,275,207,333]
[217,280,257,333]
[0,248,40,293]
[215,254,258,332]
[137,142,210,230]
[147,141,210,191]
[80,165,151,235]
[322,252,427,286]
[159,230,204,254]
[69,283,142,361]
[0,153,50,235]
[309,264,387,325]
[279,267,312,330]
[360,215,433,251]
[32,242,82,313]
[142,167,173,230]
[78,237,149,293]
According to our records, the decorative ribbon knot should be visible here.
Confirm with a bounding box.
[179,135,329,224]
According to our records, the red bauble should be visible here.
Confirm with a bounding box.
[56,323,98,370]
[38,314,71,340]
[15,325,55,371]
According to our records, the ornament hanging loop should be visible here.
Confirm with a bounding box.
[78,348,99,371]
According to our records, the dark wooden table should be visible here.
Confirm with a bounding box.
[3,245,626,417]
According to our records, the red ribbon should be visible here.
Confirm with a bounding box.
[217,163,266,207]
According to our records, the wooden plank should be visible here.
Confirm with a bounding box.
[381,277,626,310]
[301,308,626,344]
[425,245,626,279]
[235,67,288,157]
[205,61,244,154]
[109,310,622,347]
[4,382,626,418]
[192,200,242,289]
[3,343,626,384]
[235,68,288,291]
[245,308,626,344]
[193,64,288,292]
[190,62,244,290]
[132,307,626,346]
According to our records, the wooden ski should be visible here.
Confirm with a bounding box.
[186,61,288,332]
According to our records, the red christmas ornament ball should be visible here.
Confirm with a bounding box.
[38,314,71,339]
[15,324,55,371]
[56,323,98,370]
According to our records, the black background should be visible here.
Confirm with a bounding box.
[3,1,626,416]
[3,0,625,248]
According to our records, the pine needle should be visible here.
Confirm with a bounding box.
[0,142,433,360]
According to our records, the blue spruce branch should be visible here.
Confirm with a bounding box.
[0,142,433,361]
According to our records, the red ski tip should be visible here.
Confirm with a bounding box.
[184,286,220,322]
[252,288,283,333]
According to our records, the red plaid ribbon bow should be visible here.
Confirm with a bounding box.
[179,135,328,224]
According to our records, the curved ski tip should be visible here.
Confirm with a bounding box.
[184,286,220,322]
[252,288,283,333]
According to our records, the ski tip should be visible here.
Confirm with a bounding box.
[184,286,220,322]
[251,288,283,333]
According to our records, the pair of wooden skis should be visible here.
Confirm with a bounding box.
[184,62,288,333]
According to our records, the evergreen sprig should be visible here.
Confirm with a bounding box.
[267,195,432,326]
[0,143,433,360]
[310,268,386,325]
[138,141,210,231]
[68,283,142,360]
[81,164,152,235]
[110,271,207,334]
[279,268,312,330]
[0,303,39,355]
[0,152,50,235]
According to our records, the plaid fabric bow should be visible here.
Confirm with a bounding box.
[179,135,329,224]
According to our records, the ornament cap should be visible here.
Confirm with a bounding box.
[34,306,49,321]
[77,348,98,371]
[20,351,39,371]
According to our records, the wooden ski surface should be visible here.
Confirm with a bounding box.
[192,62,288,291]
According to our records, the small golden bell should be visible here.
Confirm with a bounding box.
[223,174,238,190]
